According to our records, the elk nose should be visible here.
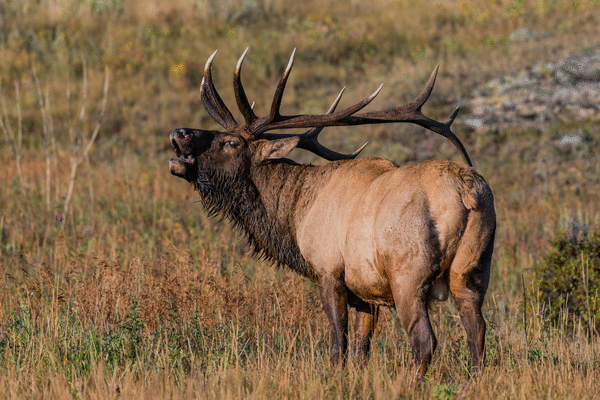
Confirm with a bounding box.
[171,128,189,139]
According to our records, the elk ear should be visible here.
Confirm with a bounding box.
[256,137,300,161]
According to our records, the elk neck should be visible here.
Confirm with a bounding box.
[197,159,336,281]
[244,160,334,280]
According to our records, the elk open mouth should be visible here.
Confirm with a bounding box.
[169,133,197,179]
[170,154,195,164]
[170,134,196,163]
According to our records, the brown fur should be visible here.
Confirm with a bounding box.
[168,49,494,377]
[169,128,496,376]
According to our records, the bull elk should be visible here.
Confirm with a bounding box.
[169,49,496,376]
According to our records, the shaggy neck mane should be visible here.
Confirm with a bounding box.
[194,160,317,280]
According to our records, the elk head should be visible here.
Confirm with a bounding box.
[169,48,472,192]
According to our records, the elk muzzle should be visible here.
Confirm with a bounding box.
[169,128,215,179]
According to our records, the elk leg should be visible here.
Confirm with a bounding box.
[319,276,349,367]
[350,303,379,365]
[408,302,436,377]
[394,290,436,377]
[452,293,486,372]
[449,230,494,373]
[449,254,491,372]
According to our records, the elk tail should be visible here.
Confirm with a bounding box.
[458,169,493,211]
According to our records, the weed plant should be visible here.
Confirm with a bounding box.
[531,220,600,333]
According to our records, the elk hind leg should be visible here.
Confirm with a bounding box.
[393,287,437,377]
[450,275,488,372]
[450,215,495,373]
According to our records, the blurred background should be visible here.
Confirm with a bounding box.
[1,1,600,398]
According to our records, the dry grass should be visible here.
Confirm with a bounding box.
[2,246,600,399]
[2,0,600,398]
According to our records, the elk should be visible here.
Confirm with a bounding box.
[169,48,495,377]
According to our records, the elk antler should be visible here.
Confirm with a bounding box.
[233,47,258,126]
[261,88,369,161]
[200,50,238,129]
[201,49,472,166]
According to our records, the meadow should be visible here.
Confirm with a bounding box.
[1,0,600,398]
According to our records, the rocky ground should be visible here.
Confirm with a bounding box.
[466,35,600,137]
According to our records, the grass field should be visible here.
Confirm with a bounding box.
[2,0,600,398]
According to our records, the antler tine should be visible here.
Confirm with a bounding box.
[251,83,383,135]
[303,87,347,139]
[297,88,369,160]
[200,50,238,129]
[350,65,439,121]
[406,65,438,113]
[233,48,258,125]
[259,88,345,140]
[438,106,472,165]
[261,88,369,161]
[267,48,296,124]
[344,67,472,166]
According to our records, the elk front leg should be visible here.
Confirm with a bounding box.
[319,275,349,367]
[351,303,379,365]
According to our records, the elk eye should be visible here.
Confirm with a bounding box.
[224,140,238,149]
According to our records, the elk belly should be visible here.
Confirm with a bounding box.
[344,259,396,306]
[342,217,396,305]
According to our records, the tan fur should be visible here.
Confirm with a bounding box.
[169,50,496,376]
[293,159,493,306]
[289,158,495,375]
[171,129,495,377]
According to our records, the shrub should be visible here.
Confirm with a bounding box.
[531,220,600,332]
